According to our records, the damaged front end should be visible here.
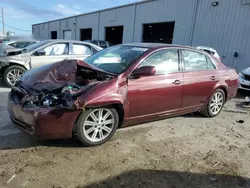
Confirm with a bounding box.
[12,59,115,110]
[8,59,116,140]
[13,84,94,109]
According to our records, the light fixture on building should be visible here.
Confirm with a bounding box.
[112,28,115,30]
[211,1,219,7]
[148,25,152,28]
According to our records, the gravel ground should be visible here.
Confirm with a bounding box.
[0,81,250,188]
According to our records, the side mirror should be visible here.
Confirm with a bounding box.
[131,66,156,78]
[35,50,46,56]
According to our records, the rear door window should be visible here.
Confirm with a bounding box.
[72,44,92,55]
[182,50,216,71]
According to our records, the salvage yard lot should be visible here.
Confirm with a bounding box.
[0,82,250,188]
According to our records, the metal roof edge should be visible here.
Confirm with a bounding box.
[32,0,154,26]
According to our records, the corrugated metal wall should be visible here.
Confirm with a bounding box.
[48,21,60,39]
[39,23,49,40]
[192,0,250,71]
[99,5,136,43]
[76,13,99,40]
[134,0,197,44]
[32,0,250,70]
[32,25,40,39]
[60,17,76,39]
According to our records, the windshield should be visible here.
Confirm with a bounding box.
[84,45,148,74]
[23,41,50,52]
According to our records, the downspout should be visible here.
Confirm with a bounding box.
[59,20,62,39]
[190,0,200,46]
[97,11,100,40]
[75,16,77,40]
[48,21,50,39]
[132,4,137,43]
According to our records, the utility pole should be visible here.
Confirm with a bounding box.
[1,7,4,37]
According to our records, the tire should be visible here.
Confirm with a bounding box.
[200,89,225,117]
[76,107,119,147]
[3,65,26,87]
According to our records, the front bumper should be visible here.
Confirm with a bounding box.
[238,76,250,91]
[8,92,81,140]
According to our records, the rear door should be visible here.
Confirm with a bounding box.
[30,42,69,69]
[69,43,93,60]
[181,49,218,110]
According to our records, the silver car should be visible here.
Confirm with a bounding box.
[0,40,102,87]
[0,40,38,51]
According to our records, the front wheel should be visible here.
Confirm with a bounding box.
[3,65,26,87]
[200,89,225,117]
[76,107,119,146]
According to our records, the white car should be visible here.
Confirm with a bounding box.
[238,67,250,91]
[196,46,221,61]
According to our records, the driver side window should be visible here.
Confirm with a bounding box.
[42,43,68,56]
[139,49,179,75]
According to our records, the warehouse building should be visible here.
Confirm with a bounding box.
[32,0,250,71]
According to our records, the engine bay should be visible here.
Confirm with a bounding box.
[11,64,114,109]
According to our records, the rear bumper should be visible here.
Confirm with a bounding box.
[8,92,81,140]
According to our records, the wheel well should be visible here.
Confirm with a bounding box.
[217,87,228,102]
[112,104,124,127]
[0,62,27,77]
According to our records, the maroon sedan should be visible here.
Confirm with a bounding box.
[8,43,238,146]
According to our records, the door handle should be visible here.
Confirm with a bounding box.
[210,76,217,81]
[173,80,181,85]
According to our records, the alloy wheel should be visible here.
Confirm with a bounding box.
[6,69,24,86]
[209,92,224,115]
[83,108,115,142]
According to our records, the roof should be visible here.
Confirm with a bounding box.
[43,39,92,43]
[33,0,153,26]
[7,39,38,43]
[41,39,103,50]
[121,43,191,49]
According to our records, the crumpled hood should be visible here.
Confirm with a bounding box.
[19,59,113,92]
[243,67,250,75]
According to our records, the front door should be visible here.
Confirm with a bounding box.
[128,49,183,118]
[181,49,219,109]
[30,43,69,69]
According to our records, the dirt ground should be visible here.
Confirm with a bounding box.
[1,82,250,188]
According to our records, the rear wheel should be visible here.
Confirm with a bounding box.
[76,107,119,146]
[3,65,25,87]
[200,89,225,117]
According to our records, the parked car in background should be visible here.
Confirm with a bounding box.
[0,40,38,55]
[196,46,221,61]
[238,67,250,91]
[8,43,238,146]
[0,37,10,44]
[0,39,102,87]
[84,40,112,48]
